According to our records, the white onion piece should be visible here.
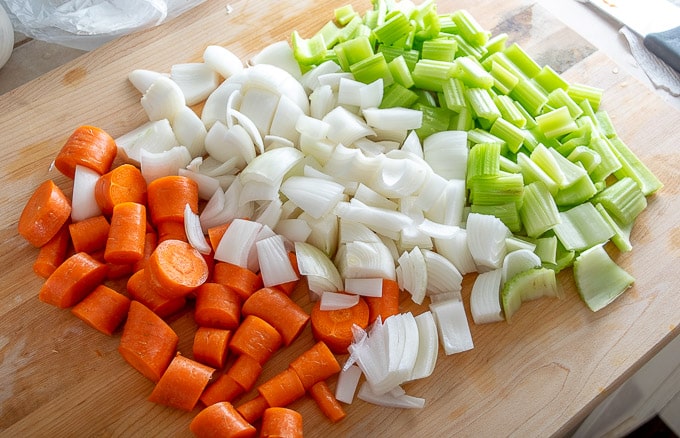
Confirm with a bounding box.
[339,220,382,244]
[239,180,280,204]
[334,200,412,234]
[423,130,468,180]
[199,156,241,178]
[335,364,362,404]
[205,122,255,167]
[199,187,226,232]
[264,135,295,151]
[203,45,244,79]
[318,72,354,90]
[301,60,341,93]
[201,80,242,129]
[434,228,477,275]
[238,87,280,138]
[141,76,186,123]
[422,249,463,296]
[369,153,429,198]
[416,172,448,213]
[383,314,406,391]
[172,106,207,158]
[128,69,167,94]
[199,179,242,231]
[429,298,474,355]
[116,119,179,165]
[270,95,304,144]
[140,146,192,184]
[346,320,388,389]
[294,241,343,292]
[254,197,283,229]
[240,147,304,186]
[337,77,365,107]
[409,311,438,381]
[397,313,419,383]
[178,168,220,200]
[400,130,423,158]
[344,278,383,297]
[310,84,336,120]
[501,248,542,286]
[362,107,423,131]
[399,224,433,253]
[71,165,102,222]
[214,218,263,267]
[281,176,345,220]
[323,144,380,186]
[353,137,386,156]
[170,62,220,106]
[417,219,460,240]
[184,204,212,254]
[320,292,360,310]
[397,247,427,305]
[470,268,504,324]
[370,127,408,144]
[467,212,510,272]
[357,383,425,409]
[338,241,396,280]
[298,211,339,258]
[441,179,467,226]
[250,41,302,80]
[256,234,299,287]
[228,108,265,155]
[274,218,312,243]
[324,106,375,146]
[360,79,384,109]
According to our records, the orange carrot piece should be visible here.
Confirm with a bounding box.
[33,222,71,278]
[54,125,117,179]
[68,215,110,254]
[241,288,310,346]
[133,231,157,273]
[237,395,270,425]
[257,368,305,408]
[190,401,257,438]
[126,269,186,318]
[39,252,108,308]
[200,373,245,406]
[18,179,72,247]
[147,175,199,225]
[310,296,370,354]
[309,380,346,423]
[365,278,401,324]
[226,354,263,393]
[147,239,209,299]
[104,202,146,265]
[208,222,230,253]
[94,163,147,216]
[118,300,179,382]
[71,284,131,336]
[260,407,304,438]
[213,262,263,302]
[194,283,241,330]
[229,315,282,365]
[157,220,188,243]
[289,341,341,390]
[148,354,215,411]
[193,327,231,369]
[104,260,134,280]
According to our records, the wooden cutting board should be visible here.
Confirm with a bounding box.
[1,0,679,436]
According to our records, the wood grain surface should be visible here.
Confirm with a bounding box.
[1,0,679,437]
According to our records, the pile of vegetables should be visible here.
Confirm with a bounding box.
[17,0,661,435]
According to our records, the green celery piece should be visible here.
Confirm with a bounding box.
[500,154,522,174]
[494,94,526,128]
[504,43,541,78]
[350,52,394,86]
[530,143,567,187]
[520,181,561,238]
[334,35,374,71]
[544,238,575,273]
[412,59,458,92]
[534,235,558,265]
[412,0,440,41]
[567,146,602,174]
[501,267,560,322]
[554,172,598,207]
[517,152,559,195]
[466,87,501,122]
[380,83,419,109]
[317,20,342,49]
[469,173,524,207]
[587,136,622,183]
[567,83,603,111]
[373,10,412,46]
[442,77,468,112]
[451,33,487,59]
[335,4,358,26]
[451,9,491,47]
[413,103,453,139]
[471,202,522,233]
[592,177,647,225]
[609,136,663,196]
[438,14,457,34]
[595,110,617,139]
[510,79,548,117]
[533,65,569,93]
[377,45,420,70]
[338,15,363,43]
[484,32,508,56]
[291,30,327,66]
[388,55,415,88]
[595,203,633,253]
[414,89,438,107]
[449,106,474,131]
[489,60,520,95]
[482,51,527,82]
[421,37,458,62]
[490,117,525,153]
[573,244,635,312]
[467,142,501,184]
[467,128,505,148]
[536,106,578,139]
[546,88,583,119]
[552,202,614,251]
[455,56,495,89]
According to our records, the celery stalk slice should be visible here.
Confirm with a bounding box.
[501,267,560,322]
[573,244,635,312]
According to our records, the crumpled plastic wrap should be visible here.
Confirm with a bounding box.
[0,0,205,51]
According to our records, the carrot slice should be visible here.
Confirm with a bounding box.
[118,300,179,382]
[207,222,230,253]
[193,327,231,369]
[213,262,263,301]
[126,269,186,318]
[105,202,147,264]
[257,368,305,408]
[147,175,199,225]
[310,296,370,354]
[237,395,270,425]
[190,401,257,438]
[309,380,346,423]
[289,341,341,390]
[157,220,188,243]
[94,163,147,216]
[148,354,215,411]
[33,222,71,279]
[226,354,263,392]
[241,288,310,346]
[68,215,110,254]
[229,315,282,365]
[147,239,209,299]
[132,231,157,273]
[71,284,131,336]
[39,252,108,308]
[18,179,72,247]
[365,278,401,324]
[194,282,241,330]
[260,407,304,438]
[200,373,245,406]
[54,125,117,179]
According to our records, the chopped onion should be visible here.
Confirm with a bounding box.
[400,130,423,158]
[240,147,304,186]
[203,45,244,79]
[357,383,425,409]
[205,121,254,166]
[256,234,299,287]
[294,241,343,293]
[309,84,336,120]
[339,219,383,244]
[297,211,339,259]
[274,218,312,243]
[270,95,304,143]
[301,60,341,93]
[296,114,331,140]
[320,291,360,310]
[214,218,263,268]
[429,298,474,355]
[184,204,212,254]
[170,62,220,106]
[353,183,398,210]
[250,41,302,80]
[466,212,510,272]
[280,176,345,219]
[396,247,427,304]
[228,108,265,155]
[178,168,220,200]
[369,153,429,198]
[201,80,241,129]
[317,72,354,90]
[433,227,477,275]
[264,135,295,151]
[128,69,167,94]
[172,106,207,158]
[409,311,438,381]
[140,76,186,123]
[422,249,463,295]
[337,241,396,280]
[501,249,542,287]
[253,197,283,229]
[335,364,362,404]
[422,130,468,180]
[140,145,192,184]
[334,199,412,234]
[344,278,383,297]
[71,165,102,222]
[470,268,504,324]
[362,107,423,131]
[115,119,179,166]
[323,106,375,146]
[238,87,280,138]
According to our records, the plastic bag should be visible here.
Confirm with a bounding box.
[0,0,205,51]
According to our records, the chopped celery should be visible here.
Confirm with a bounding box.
[465,88,501,121]
[595,203,632,253]
[573,244,634,311]
[592,177,647,225]
[534,235,558,265]
[552,202,614,251]
[609,136,663,196]
[333,36,374,70]
[412,59,458,91]
[350,52,394,85]
[373,10,412,46]
[441,77,467,112]
[504,43,541,78]
[469,173,524,207]
[533,65,568,93]
[451,9,490,47]
[546,88,583,119]
[335,4,358,26]
[414,104,453,139]
[467,128,504,147]
[484,32,508,56]
[520,181,560,238]
[381,83,419,109]
[567,145,601,174]
[490,117,525,153]
[421,37,458,62]
[587,136,622,183]
[595,110,616,139]
[488,60,520,95]
[467,142,501,184]
[471,202,522,233]
[536,106,578,139]
[292,30,327,65]
[494,94,526,128]
[517,151,559,195]
[455,56,494,89]
[501,267,560,321]
[567,83,603,111]
[388,55,415,88]
[510,79,548,117]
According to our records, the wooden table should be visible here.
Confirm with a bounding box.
[1,0,679,436]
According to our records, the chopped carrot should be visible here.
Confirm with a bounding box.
[257,368,305,408]
[148,354,215,411]
[213,262,263,301]
[237,395,270,425]
[104,260,134,280]
[309,380,346,423]
[18,179,72,247]
[310,296,369,354]
[94,163,147,216]
[71,284,131,336]
[272,252,300,296]
[105,202,147,264]
[260,407,304,438]
[133,231,157,273]
[54,125,117,179]
[157,220,188,243]
[147,239,209,299]
[289,341,341,390]
[241,288,310,346]
[365,278,401,324]
[200,373,245,406]
[193,327,231,369]
[126,269,186,318]
[68,215,110,254]
[33,222,71,278]
[229,315,282,365]
[39,252,108,308]
[226,354,263,393]
[118,300,179,382]
[190,401,257,438]
[194,282,241,330]
[208,222,230,253]
[147,175,199,225]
